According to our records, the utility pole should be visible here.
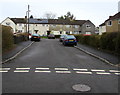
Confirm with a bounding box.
[28,5,30,40]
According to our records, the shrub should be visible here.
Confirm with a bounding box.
[2,25,14,53]
[74,32,120,54]
[100,32,118,51]
[55,35,60,38]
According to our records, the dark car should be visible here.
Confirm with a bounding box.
[62,35,77,46]
[31,34,41,41]
[59,34,67,42]
[48,34,55,39]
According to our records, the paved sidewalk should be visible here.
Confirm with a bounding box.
[2,41,33,62]
[77,44,120,65]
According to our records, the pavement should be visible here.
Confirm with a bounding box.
[2,41,33,62]
[76,44,120,66]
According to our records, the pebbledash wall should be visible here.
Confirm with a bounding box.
[1,17,95,36]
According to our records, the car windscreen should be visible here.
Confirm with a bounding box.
[66,35,75,39]
[32,34,40,36]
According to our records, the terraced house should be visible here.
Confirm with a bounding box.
[1,17,95,36]
[99,12,120,35]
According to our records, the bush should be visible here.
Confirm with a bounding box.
[74,32,120,54]
[100,32,119,51]
[2,25,14,53]
[55,35,60,38]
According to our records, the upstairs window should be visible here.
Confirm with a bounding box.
[107,20,112,26]
[19,24,22,26]
[6,22,10,26]
[86,25,91,28]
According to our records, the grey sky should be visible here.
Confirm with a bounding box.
[0,0,119,26]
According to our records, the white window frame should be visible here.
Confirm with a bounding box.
[118,19,120,24]
[86,25,91,28]
[19,24,22,26]
[6,22,10,26]
[76,25,79,28]
[107,20,112,26]
[85,32,91,35]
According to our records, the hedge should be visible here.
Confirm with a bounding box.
[74,32,120,54]
[2,25,14,53]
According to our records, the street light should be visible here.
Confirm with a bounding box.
[26,5,30,40]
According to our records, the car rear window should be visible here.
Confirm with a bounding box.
[66,35,75,39]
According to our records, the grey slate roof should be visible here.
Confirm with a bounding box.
[10,18,88,25]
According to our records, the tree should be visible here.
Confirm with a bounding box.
[58,12,76,21]
[30,15,33,18]
[43,12,56,19]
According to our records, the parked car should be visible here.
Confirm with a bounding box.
[62,35,77,46]
[31,34,41,41]
[48,34,55,39]
[59,34,67,42]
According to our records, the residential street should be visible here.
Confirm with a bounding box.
[2,39,120,93]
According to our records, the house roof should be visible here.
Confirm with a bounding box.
[99,22,105,26]
[99,12,120,26]
[10,18,27,24]
[108,12,120,20]
[48,19,87,25]
[10,18,89,25]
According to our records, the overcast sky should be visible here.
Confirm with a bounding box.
[0,0,119,26]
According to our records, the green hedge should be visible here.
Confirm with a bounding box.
[74,32,120,54]
[55,35,61,38]
[2,25,14,53]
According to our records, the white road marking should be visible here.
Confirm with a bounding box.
[91,69,105,72]
[0,68,10,70]
[35,71,51,73]
[55,68,68,70]
[14,70,29,72]
[56,71,71,73]
[114,73,120,75]
[0,71,8,72]
[16,68,30,69]
[0,68,10,72]
[73,69,88,71]
[76,71,92,74]
[36,68,49,70]
[96,72,111,75]
[109,70,120,72]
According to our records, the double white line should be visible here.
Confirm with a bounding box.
[91,69,111,75]
[14,68,30,72]
[0,68,10,72]
[55,68,71,73]
[73,68,92,74]
[109,70,120,75]
[35,68,51,73]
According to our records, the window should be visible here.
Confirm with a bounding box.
[60,31,62,34]
[18,30,22,32]
[66,25,70,28]
[6,22,10,25]
[118,20,120,24]
[86,25,91,28]
[107,20,112,26]
[19,24,22,26]
[79,31,81,34]
[75,25,79,28]
[85,32,91,35]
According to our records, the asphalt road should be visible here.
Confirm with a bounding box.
[2,39,120,94]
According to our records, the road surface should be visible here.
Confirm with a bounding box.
[2,39,120,93]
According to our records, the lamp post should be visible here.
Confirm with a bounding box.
[27,5,30,40]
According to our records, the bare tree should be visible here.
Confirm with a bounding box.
[43,12,56,19]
